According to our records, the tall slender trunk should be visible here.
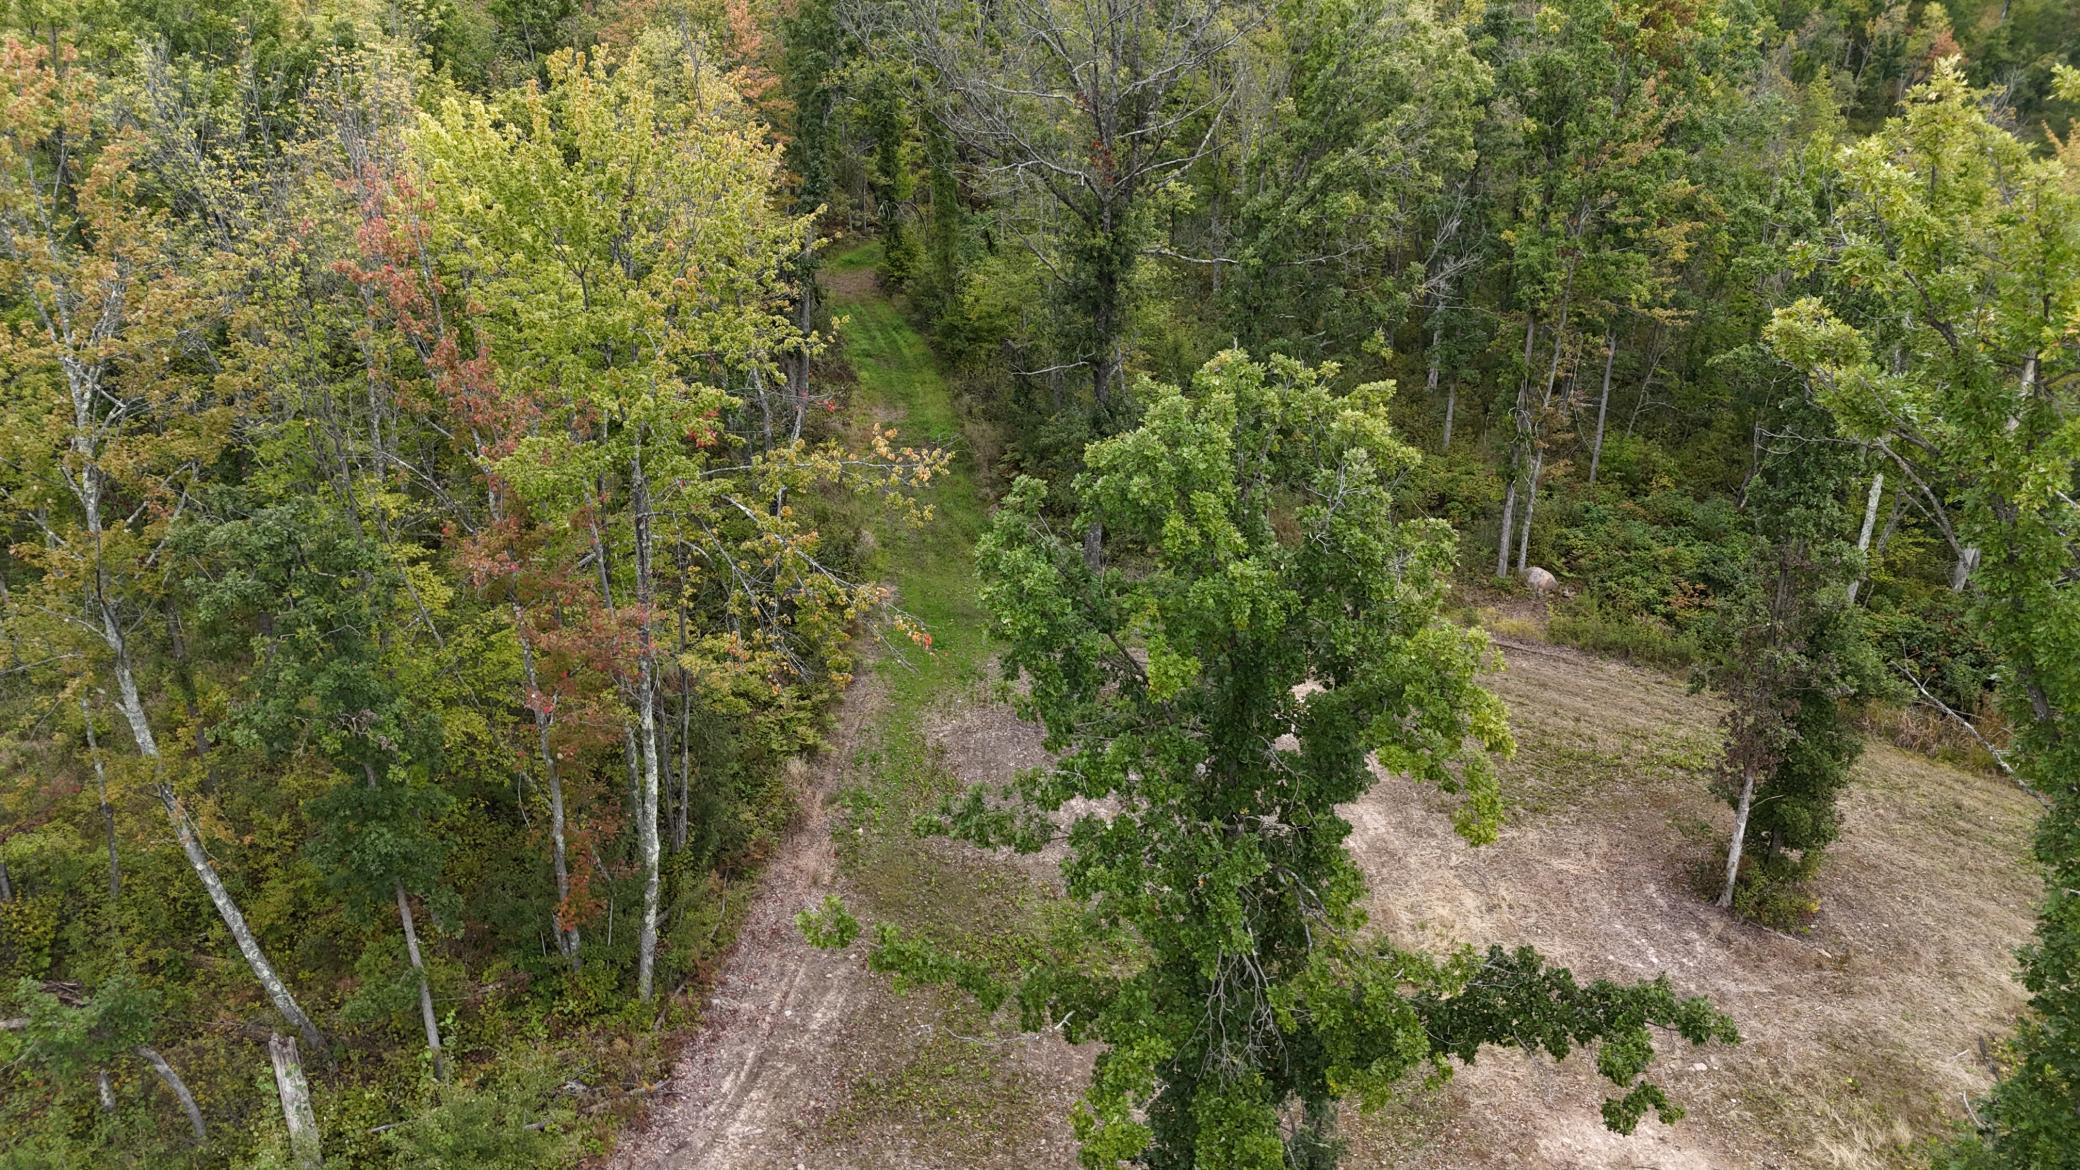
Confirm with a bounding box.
[268,1034,323,1170]
[1496,479,1517,578]
[1500,313,1539,577]
[75,406,320,1050]
[394,881,445,1080]
[514,603,579,969]
[1511,306,1571,577]
[1515,451,1544,574]
[0,859,10,901]
[81,694,120,898]
[121,627,323,1053]
[586,497,648,847]
[1856,489,1908,610]
[1588,331,1616,485]
[137,1045,205,1141]
[672,580,693,855]
[1083,212,1125,573]
[630,451,664,1003]
[1718,764,1757,909]
[1847,471,1885,604]
[1427,308,1452,450]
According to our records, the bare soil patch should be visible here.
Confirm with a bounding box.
[820,257,880,301]
[599,665,882,1170]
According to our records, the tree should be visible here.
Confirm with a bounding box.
[0,36,324,1053]
[1696,369,1877,917]
[811,351,1734,1167]
[188,504,454,1078]
[1207,0,1490,367]
[414,42,793,1002]
[1766,61,2080,1165]
[7,976,170,1124]
[876,0,1251,458]
[1477,0,1751,578]
[416,36,942,1002]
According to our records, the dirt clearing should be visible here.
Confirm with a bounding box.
[1342,641,2038,1170]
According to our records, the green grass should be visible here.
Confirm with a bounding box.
[813,241,1068,1153]
[824,240,991,717]
[823,237,1036,962]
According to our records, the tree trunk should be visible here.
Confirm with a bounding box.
[514,604,579,969]
[1951,546,1980,591]
[1847,471,1884,604]
[102,597,323,1053]
[1498,313,1540,578]
[1428,307,1453,450]
[586,499,648,849]
[1515,451,1543,575]
[0,859,10,901]
[1588,331,1616,485]
[137,1045,205,1141]
[1718,765,1757,909]
[395,882,445,1080]
[630,452,664,1003]
[1858,489,1907,609]
[1496,479,1517,579]
[81,695,121,899]
[672,579,693,856]
[268,1033,323,1170]
[673,685,692,855]
[159,784,326,1054]
[98,1068,115,1111]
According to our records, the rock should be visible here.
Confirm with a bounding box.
[1523,565,1558,596]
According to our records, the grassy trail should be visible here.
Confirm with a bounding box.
[806,243,1078,1160]
[824,240,993,722]
[821,239,1043,969]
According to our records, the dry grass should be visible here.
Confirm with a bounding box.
[1342,638,2039,1170]
[613,628,2037,1170]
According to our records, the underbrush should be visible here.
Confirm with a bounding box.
[1683,848,1825,932]
[1856,699,2010,776]
[1546,597,1701,669]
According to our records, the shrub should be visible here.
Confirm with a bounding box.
[1547,598,1700,669]
[380,1061,578,1170]
[1730,851,1825,931]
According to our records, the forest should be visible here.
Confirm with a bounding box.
[0,0,2076,1167]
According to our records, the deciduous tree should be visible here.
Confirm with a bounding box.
[1767,61,2080,1164]
[811,351,1735,1167]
